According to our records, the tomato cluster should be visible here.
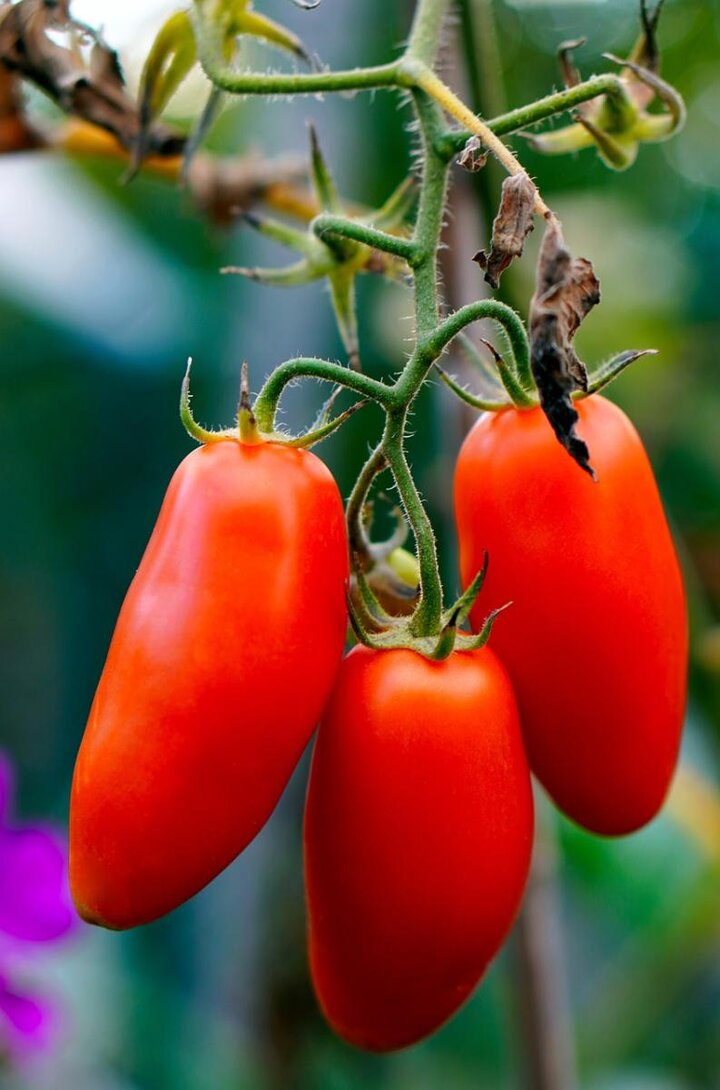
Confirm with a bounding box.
[69,391,687,1051]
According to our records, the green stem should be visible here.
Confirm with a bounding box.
[313,214,419,264]
[418,299,531,384]
[383,412,443,637]
[410,92,450,340]
[436,74,627,158]
[406,0,451,66]
[346,446,387,559]
[253,358,394,433]
[192,9,403,95]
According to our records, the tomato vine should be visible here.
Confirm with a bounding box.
[173,0,684,659]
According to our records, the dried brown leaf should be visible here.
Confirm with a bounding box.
[458,136,488,173]
[473,173,536,290]
[529,217,601,476]
[0,0,183,156]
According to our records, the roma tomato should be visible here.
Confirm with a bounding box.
[70,439,348,930]
[454,395,687,836]
[304,645,533,1052]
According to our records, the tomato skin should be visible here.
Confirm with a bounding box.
[454,395,687,836]
[70,440,348,929]
[304,645,533,1052]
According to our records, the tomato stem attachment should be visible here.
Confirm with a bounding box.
[238,362,263,444]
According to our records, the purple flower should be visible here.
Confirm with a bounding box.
[0,753,76,1060]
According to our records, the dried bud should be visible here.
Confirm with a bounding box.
[458,136,488,173]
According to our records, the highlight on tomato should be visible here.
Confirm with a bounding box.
[70,383,349,930]
[303,644,534,1052]
[454,393,687,837]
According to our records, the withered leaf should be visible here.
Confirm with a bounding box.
[529,217,600,477]
[473,173,536,290]
[0,0,183,156]
[458,136,488,173]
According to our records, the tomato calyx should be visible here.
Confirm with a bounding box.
[221,126,416,371]
[180,359,366,449]
[436,217,657,478]
[348,549,509,661]
[524,5,685,172]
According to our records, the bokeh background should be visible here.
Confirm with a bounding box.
[1,0,719,1087]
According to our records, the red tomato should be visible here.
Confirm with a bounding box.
[70,439,348,929]
[454,395,687,836]
[304,645,533,1052]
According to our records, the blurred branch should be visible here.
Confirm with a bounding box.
[56,119,307,224]
[515,803,578,1090]
[449,8,579,1088]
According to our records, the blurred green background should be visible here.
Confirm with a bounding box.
[1,0,719,1087]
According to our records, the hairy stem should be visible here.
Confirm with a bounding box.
[408,64,552,217]
[410,92,450,340]
[405,0,451,66]
[192,9,403,95]
[383,412,444,637]
[437,73,627,157]
[254,358,395,433]
[418,299,530,377]
[313,214,418,264]
[346,446,388,559]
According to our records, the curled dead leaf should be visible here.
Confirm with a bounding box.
[473,173,537,290]
[529,217,600,476]
[458,136,488,173]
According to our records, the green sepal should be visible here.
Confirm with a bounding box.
[241,210,319,256]
[199,0,312,63]
[346,590,395,649]
[455,602,512,652]
[602,53,686,136]
[582,349,657,396]
[435,365,515,413]
[328,265,360,368]
[180,358,236,444]
[369,176,416,231]
[281,398,367,448]
[441,553,489,632]
[221,257,330,286]
[139,10,198,128]
[574,113,638,171]
[457,334,508,399]
[309,124,343,216]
